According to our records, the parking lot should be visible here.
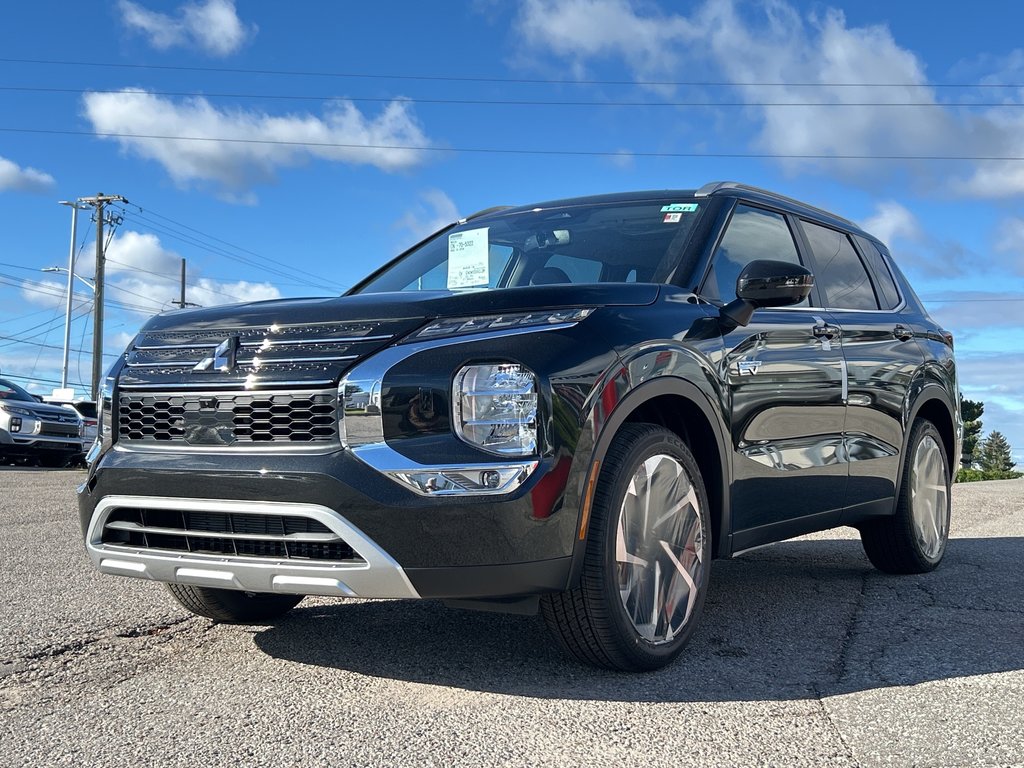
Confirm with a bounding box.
[1,468,1021,767]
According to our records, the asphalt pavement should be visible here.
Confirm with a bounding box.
[1,467,1022,767]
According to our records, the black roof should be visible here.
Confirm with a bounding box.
[465,182,875,242]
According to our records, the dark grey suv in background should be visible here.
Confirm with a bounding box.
[80,182,960,671]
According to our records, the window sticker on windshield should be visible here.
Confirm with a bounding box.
[661,203,699,213]
[447,227,490,289]
[663,212,683,223]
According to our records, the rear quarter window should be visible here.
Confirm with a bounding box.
[854,235,901,310]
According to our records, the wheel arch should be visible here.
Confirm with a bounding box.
[568,374,731,587]
[896,386,958,508]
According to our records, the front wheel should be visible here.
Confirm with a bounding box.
[541,423,711,671]
[165,584,302,623]
[860,418,951,574]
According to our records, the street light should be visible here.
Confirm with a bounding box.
[42,266,96,291]
[40,265,95,397]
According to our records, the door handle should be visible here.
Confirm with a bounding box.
[812,323,839,340]
[892,324,914,342]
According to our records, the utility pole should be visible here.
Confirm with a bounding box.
[77,193,125,401]
[56,201,86,390]
[170,257,201,309]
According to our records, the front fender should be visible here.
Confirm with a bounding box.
[562,340,731,587]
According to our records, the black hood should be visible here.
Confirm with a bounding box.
[119,284,658,391]
[140,283,660,334]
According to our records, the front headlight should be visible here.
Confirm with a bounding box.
[453,363,537,456]
[0,403,33,418]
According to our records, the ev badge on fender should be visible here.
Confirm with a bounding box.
[738,360,762,376]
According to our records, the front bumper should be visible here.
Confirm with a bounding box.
[85,495,420,598]
[0,431,84,454]
[79,448,577,599]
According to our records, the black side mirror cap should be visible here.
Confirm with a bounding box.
[720,260,814,328]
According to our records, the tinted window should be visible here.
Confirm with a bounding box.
[854,235,900,310]
[356,199,703,294]
[542,253,603,283]
[801,221,879,310]
[706,205,804,304]
[0,379,35,402]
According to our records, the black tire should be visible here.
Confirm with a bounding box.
[541,423,711,672]
[860,418,951,574]
[37,453,71,468]
[165,584,302,623]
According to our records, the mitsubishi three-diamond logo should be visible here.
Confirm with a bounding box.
[193,336,239,373]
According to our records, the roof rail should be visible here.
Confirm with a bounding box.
[694,181,855,227]
[461,205,514,222]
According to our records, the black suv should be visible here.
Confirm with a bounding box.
[80,182,960,671]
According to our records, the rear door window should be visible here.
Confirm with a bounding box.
[801,221,879,310]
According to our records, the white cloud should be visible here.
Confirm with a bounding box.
[517,0,698,79]
[23,229,281,315]
[395,189,460,242]
[119,0,255,56]
[957,352,1024,464]
[0,155,56,193]
[515,0,1024,197]
[18,278,87,309]
[995,217,1024,275]
[922,291,1024,334]
[83,89,432,193]
[606,149,635,170]
[858,201,979,276]
[860,202,922,246]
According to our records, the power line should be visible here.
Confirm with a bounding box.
[0,371,91,390]
[2,57,1021,88]
[4,126,1024,161]
[0,332,119,358]
[0,303,81,327]
[4,84,1023,108]
[114,205,342,292]
[0,303,92,349]
[105,257,242,302]
[118,203,346,291]
[0,272,157,314]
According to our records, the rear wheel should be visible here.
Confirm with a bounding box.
[541,423,711,671]
[165,584,302,623]
[860,418,951,574]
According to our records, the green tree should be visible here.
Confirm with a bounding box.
[961,398,984,466]
[977,431,1016,473]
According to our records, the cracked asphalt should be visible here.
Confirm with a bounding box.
[1,468,1022,767]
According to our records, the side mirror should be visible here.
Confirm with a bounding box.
[721,260,814,327]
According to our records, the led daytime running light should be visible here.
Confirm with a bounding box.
[409,308,594,342]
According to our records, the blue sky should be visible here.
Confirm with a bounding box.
[1,0,1022,462]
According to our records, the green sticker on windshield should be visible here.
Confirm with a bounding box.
[661,203,699,213]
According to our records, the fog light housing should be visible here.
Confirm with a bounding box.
[10,417,21,433]
[453,363,537,456]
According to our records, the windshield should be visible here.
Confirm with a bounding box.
[0,379,37,402]
[353,198,703,295]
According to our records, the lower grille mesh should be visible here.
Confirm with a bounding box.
[117,391,338,446]
[100,507,362,563]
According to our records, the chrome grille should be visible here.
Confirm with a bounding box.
[117,391,338,446]
[100,507,362,562]
[119,318,421,390]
